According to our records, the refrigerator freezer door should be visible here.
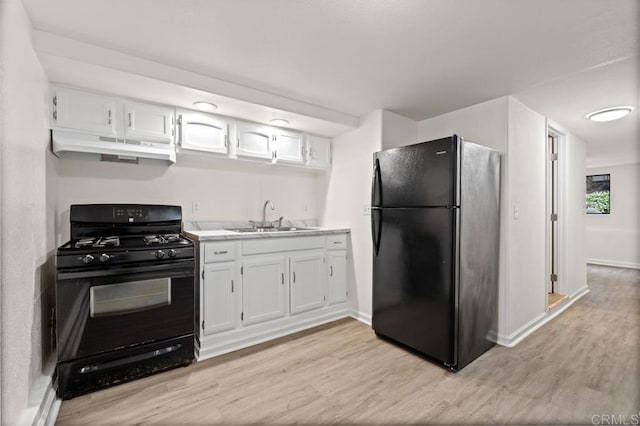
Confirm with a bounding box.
[372,136,458,208]
[372,207,455,365]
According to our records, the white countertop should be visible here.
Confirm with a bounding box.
[184,227,350,241]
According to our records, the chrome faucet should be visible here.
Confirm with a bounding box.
[262,200,275,227]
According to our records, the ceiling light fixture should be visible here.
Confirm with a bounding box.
[586,106,634,122]
[193,101,218,112]
[270,119,289,126]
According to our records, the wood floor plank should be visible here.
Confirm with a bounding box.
[56,265,640,424]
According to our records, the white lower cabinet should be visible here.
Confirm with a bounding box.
[327,250,348,305]
[202,262,237,334]
[290,251,325,314]
[196,233,350,361]
[241,255,287,325]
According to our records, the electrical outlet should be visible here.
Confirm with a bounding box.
[513,204,519,220]
[363,205,371,215]
[192,201,200,213]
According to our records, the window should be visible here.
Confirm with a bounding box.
[586,174,610,214]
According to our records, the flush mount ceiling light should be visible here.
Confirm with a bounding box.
[586,106,634,122]
[192,101,218,112]
[269,119,290,126]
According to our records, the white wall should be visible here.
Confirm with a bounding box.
[55,158,319,243]
[319,110,383,320]
[586,163,640,268]
[381,110,417,150]
[0,1,56,423]
[563,132,588,294]
[506,98,547,334]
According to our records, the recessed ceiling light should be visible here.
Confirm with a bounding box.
[586,106,634,122]
[193,101,218,112]
[270,119,289,126]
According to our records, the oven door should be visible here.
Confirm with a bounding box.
[56,259,194,362]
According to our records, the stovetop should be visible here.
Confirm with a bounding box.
[57,234,194,269]
[59,234,192,252]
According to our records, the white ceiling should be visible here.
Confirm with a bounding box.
[23,0,639,159]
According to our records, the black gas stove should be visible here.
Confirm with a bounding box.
[55,204,195,399]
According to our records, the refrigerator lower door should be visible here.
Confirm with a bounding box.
[372,207,456,365]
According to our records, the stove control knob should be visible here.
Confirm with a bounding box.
[155,250,166,259]
[82,254,95,264]
[99,253,111,263]
[168,249,178,258]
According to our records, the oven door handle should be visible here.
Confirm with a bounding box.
[57,260,194,280]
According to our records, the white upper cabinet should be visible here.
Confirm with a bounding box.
[52,88,119,136]
[234,122,274,160]
[274,129,304,164]
[124,101,174,144]
[177,110,228,155]
[306,135,331,169]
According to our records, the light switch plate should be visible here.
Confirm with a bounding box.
[363,205,371,215]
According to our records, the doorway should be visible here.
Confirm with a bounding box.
[547,128,567,310]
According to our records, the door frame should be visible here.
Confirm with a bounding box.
[545,120,568,305]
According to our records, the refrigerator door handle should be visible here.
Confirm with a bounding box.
[371,208,382,255]
[371,158,381,207]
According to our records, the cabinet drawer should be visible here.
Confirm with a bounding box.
[326,234,347,250]
[204,242,237,263]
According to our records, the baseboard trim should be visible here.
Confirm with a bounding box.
[349,310,371,326]
[39,380,61,426]
[197,308,350,361]
[496,285,590,348]
[587,259,640,270]
[24,375,60,426]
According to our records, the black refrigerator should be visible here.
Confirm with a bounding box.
[371,135,500,371]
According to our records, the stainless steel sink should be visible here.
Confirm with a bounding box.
[226,227,313,233]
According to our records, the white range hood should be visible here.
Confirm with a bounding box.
[52,130,176,163]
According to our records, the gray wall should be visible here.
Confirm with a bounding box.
[0,0,57,423]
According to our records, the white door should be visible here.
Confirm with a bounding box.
[203,262,237,335]
[306,135,331,169]
[274,130,304,164]
[242,255,286,325]
[178,111,228,155]
[52,88,118,136]
[234,122,273,160]
[290,251,325,314]
[124,101,174,143]
[327,250,348,305]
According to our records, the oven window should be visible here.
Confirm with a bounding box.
[90,278,172,317]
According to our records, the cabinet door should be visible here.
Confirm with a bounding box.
[234,122,273,160]
[178,111,229,155]
[124,101,174,143]
[327,250,348,305]
[306,135,331,169]
[203,262,237,335]
[290,251,325,315]
[52,88,118,136]
[242,256,286,325]
[274,130,304,164]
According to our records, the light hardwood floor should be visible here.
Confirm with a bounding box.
[57,265,639,424]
